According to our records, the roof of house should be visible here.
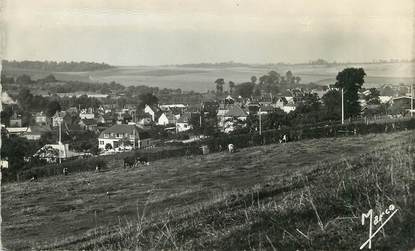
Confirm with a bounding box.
[81,118,98,126]
[159,112,176,122]
[28,125,51,135]
[177,113,191,123]
[261,105,275,112]
[224,105,248,117]
[6,127,29,134]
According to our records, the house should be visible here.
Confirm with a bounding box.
[1,159,8,169]
[9,113,22,127]
[222,105,248,133]
[136,113,153,126]
[391,96,415,114]
[176,113,192,132]
[260,105,275,114]
[1,91,16,105]
[217,108,230,128]
[34,112,48,125]
[247,102,260,115]
[23,125,52,140]
[5,127,29,136]
[379,96,393,104]
[79,108,95,120]
[32,143,81,163]
[158,112,177,126]
[79,118,98,132]
[275,97,296,113]
[97,113,116,127]
[52,111,67,127]
[144,105,160,121]
[66,107,79,116]
[98,124,151,151]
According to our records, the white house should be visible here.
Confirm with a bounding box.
[144,105,158,121]
[98,124,151,151]
[158,112,177,126]
[176,113,192,132]
[35,112,48,125]
[32,143,80,163]
[275,97,296,113]
[79,109,95,120]
[222,105,248,133]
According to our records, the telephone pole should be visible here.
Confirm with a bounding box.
[259,107,262,135]
[341,88,345,124]
[411,83,414,117]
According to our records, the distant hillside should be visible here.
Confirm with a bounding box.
[175,62,253,68]
[2,60,114,72]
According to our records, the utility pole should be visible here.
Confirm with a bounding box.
[56,116,63,164]
[341,88,344,125]
[259,107,262,135]
[411,83,414,117]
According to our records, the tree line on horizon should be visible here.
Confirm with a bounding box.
[2,60,114,72]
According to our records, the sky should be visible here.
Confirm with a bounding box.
[1,0,414,66]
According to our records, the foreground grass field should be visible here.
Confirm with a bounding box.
[2,131,415,250]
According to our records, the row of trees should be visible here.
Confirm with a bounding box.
[214,70,302,97]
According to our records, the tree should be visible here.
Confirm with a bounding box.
[46,100,61,117]
[15,74,32,85]
[138,93,158,109]
[215,78,225,94]
[365,88,381,105]
[334,68,366,118]
[43,74,56,83]
[251,76,257,84]
[1,135,40,181]
[294,76,301,84]
[322,89,342,120]
[259,71,280,95]
[380,86,395,96]
[1,105,14,126]
[105,143,113,151]
[228,81,236,95]
[286,71,294,84]
[235,82,255,98]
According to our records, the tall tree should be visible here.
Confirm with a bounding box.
[138,93,158,109]
[235,82,255,98]
[215,78,225,94]
[322,89,342,120]
[228,81,235,95]
[250,75,257,84]
[335,68,366,118]
[285,71,294,84]
[46,100,62,117]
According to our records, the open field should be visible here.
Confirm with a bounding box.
[2,131,415,250]
[3,62,415,92]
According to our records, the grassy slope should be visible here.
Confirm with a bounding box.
[2,131,415,250]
